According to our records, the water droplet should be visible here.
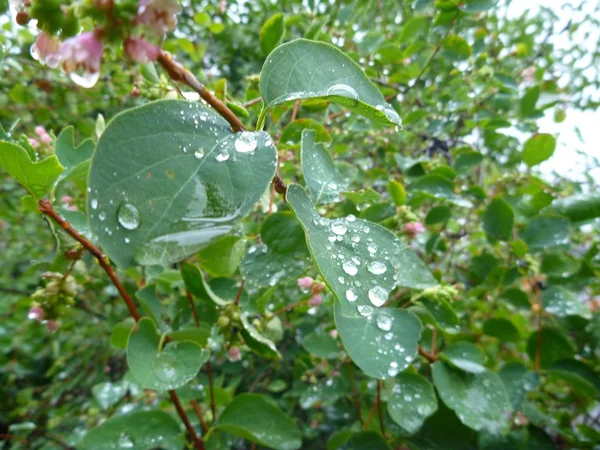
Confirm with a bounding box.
[346,214,356,222]
[331,220,348,236]
[117,202,140,231]
[117,433,134,449]
[326,83,359,102]
[124,237,130,244]
[346,289,358,302]
[368,286,388,307]
[367,243,378,254]
[388,361,399,377]
[338,276,345,284]
[384,106,402,125]
[368,261,387,275]
[69,70,100,89]
[351,234,360,243]
[377,313,392,331]
[152,351,179,383]
[98,211,106,221]
[90,198,99,210]
[234,132,258,153]
[358,305,373,317]
[215,150,230,162]
[342,260,358,276]
[194,148,205,159]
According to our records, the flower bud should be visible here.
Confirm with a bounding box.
[28,306,45,321]
[227,346,241,362]
[309,294,322,307]
[297,276,313,290]
[123,37,161,63]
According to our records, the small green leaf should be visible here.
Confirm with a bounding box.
[0,141,64,199]
[280,118,331,144]
[260,13,286,55]
[498,362,540,410]
[483,196,514,241]
[522,215,569,251]
[80,410,183,450]
[388,373,438,434]
[260,39,402,126]
[240,313,281,360]
[548,193,600,223]
[522,134,556,167]
[301,129,348,204]
[440,342,487,373]
[181,262,230,306]
[127,318,209,391]
[54,126,94,183]
[216,394,302,450]
[443,35,472,61]
[110,318,136,349]
[483,318,520,342]
[526,328,575,369]
[425,205,451,225]
[542,285,591,319]
[240,244,309,288]
[548,359,600,397]
[88,100,277,267]
[261,211,308,254]
[460,0,498,13]
[520,86,540,118]
[196,235,246,278]
[408,402,474,450]
[432,361,512,433]
[387,180,407,206]
[339,431,391,450]
[302,327,340,359]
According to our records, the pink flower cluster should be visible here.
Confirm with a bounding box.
[31,0,181,87]
[405,221,425,238]
[28,125,52,148]
[28,306,60,332]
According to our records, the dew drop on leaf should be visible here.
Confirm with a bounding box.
[234,132,258,153]
[117,202,140,230]
[377,313,392,331]
[345,289,358,302]
[342,260,358,276]
[368,261,387,275]
[215,150,230,162]
[357,304,373,317]
[90,198,99,210]
[194,148,205,159]
[331,220,348,235]
[368,285,388,307]
[325,83,359,102]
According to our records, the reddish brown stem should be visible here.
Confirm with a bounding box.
[242,97,262,108]
[186,289,200,327]
[290,100,300,122]
[346,359,364,424]
[169,391,206,449]
[206,361,217,420]
[38,200,141,322]
[234,279,245,306]
[268,299,310,319]
[377,380,387,439]
[418,345,438,363]
[190,399,210,434]
[157,52,245,133]
[363,395,378,431]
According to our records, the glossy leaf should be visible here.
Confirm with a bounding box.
[260,13,285,55]
[260,39,402,126]
[408,402,474,450]
[522,134,556,167]
[0,141,64,198]
[542,285,591,319]
[54,126,94,183]
[483,318,520,342]
[261,211,308,254]
[522,215,570,251]
[88,100,277,267]
[526,328,575,369]
[498,362,540,410]
[80,410,183,450]
[240,243,308,288]
[483,196,514,241]
[301,129,348,204]
[548,193,600,223]
[280,118,331,144]
[548,359,600,397]
[181,261,230,306]
[440,341,487,374]
[216,394,302,450]
[240,313,281,360]
[196,235,246,277]
[388,372,438,434]
[302,327,340,359]
[432,361,512,433]
[127,317,209,390]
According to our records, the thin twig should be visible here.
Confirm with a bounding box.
[376,381,387,439]
[267,299,310,320]
[290,100,300,122]
[169,391,206,450]
[233,280,245,306]
[157,52,245,133]
[186,289,200,327]
[363,395,378,431]
[346,359,363,424]
[418,345,438,363]
[405,10,460,94]
[206,361,217,420]
[242,97,262,108]
[190,399,210,434]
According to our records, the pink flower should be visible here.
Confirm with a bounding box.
[40,133,53,144]
[46,320,60,332]
[35,125,47,137]
[31,32,61,69]
[61,195,73,204]
[329,329,338,339]
[68,205,79,211]
[228,346,241,362]
[28,138,40,148]
[297,276,314,290]
[124,37,161,63]
[522,66,536,82]
[60,32,103,87]
[405,222,425,238]
[28,306,45,321]
[136,0,181,36]
[309,294,322,307]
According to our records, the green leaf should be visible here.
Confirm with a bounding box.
[0,141,64,199]
[110,318,136,349]
[127,317,209,390]
[547,359,600,397]
[340,431,391,450]
[520,86,540,118]
[498,362,539,410]
[216,394,302,450]
[300,376,350,409]
[240,243,308,288]
[443,35,472,61]
[548,194,600,223]
[522,134,556,167]
[260,39,402,126]
[408,402,475,450]
[542,285,591,319]
[522,215,570,252]
[240,313,281,360]
[260,13,286,55]
[408,174,468,206]
[80,410,183,450]
[440,341,487,374]
[334,301,422,379]
[54,126,94,183]
[301,327,340,359]
[169,325,211,346]
[526,328,575,369]
[413,295,460,333]
[483,197,514,241]
[88,100,277,267]
[432,362,512,433]
[387,180,407,206]
[301,129,348,204]
[196,235,246,278]
[500,287,531,310]
[388,372,438,435]
[280,118,331,144]
[343,188,381,204]
[425,205,451,225]
[91,381,128,409]
[483,318,520,342]
[460,0,498,13]
[261,211,308,254]
[181,262,230,306]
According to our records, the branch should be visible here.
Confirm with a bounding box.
[418,345,438,363]
[376,380,387,439]
[169,391,206,450]
[346,359,364,424]
[157,52,245,133]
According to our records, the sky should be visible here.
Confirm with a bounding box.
[506,0,600,183]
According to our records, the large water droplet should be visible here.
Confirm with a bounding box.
[69,70,100,89]
[117,433,135,449]
[346,289,358,302]
[215,150,230,162]
[194,148,205,159]
[358,305,373,317]
[234,132,258,153]
[342,260,358,276]
[377,313,392,331]
[367,242,378,254]
[326,83,359,102]
[384,106,402,125]
[331,220,348,236]
[388,361,399,377]
[368,286,388,307]
[117,202,140,230]
[90,198,99,210]
[152,351,179,383]
[368,261,387,275]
